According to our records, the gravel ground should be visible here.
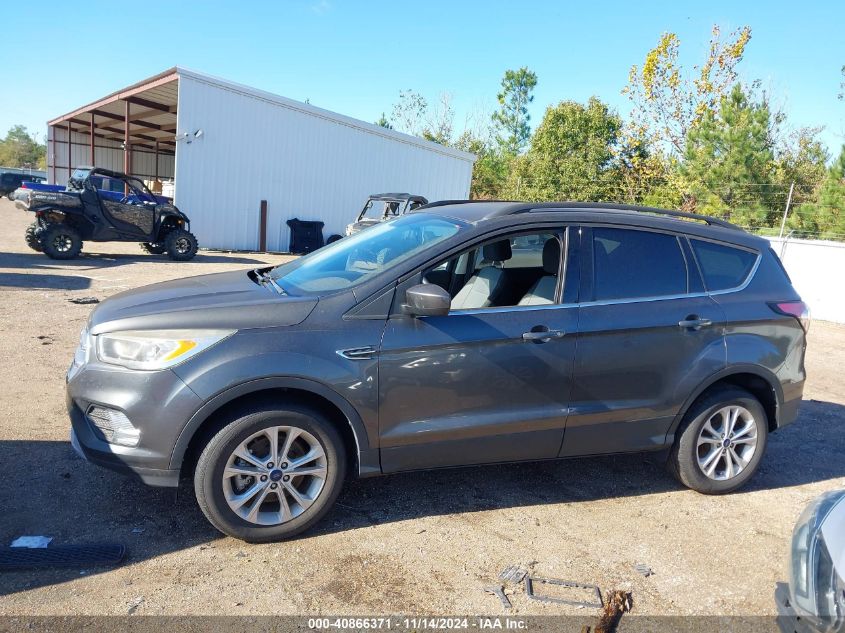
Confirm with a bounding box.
[1,198,844,618]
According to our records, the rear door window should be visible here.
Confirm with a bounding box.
[592,227,687,301]
[690,239,757,291]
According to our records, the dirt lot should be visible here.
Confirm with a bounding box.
[1,197,843,618]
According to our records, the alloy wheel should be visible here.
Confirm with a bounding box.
[174,237,190,254]
[696,405,758,481]
[222,426,328,526]
[54,234,73,253]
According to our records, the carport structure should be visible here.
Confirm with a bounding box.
[45,67,475,252]
[47,68,178,187]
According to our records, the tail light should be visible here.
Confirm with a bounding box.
[769,301,811,332]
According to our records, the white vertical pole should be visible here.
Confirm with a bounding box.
[778,181,795,239]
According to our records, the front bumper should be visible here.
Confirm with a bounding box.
[66,357,204,488]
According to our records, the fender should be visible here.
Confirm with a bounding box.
[665,364,784,443]
[169,376,380,477]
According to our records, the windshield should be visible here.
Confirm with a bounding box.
[271,213,464,293]
[360,199,403,220]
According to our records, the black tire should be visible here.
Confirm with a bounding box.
[194,403,347,542]
[25,223,43,252]
[326,234,343,244]
[164,229,198,261]
[140,242,167,255]
[41,224,82,260]
[669,386,768,494]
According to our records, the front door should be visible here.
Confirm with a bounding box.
[378,228,579,472]
[96,175,156,239]
[560,226,726,457]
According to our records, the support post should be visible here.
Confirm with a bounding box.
[154,141,159,181]
[124,100,131,195]
[778,181,795,239]
[50,126,56,184]
[259,200,268,252]
[89,112,96,166]
[66,122,72,183]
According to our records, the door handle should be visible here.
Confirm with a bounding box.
[522,328,565,342]
[678,316,713,330]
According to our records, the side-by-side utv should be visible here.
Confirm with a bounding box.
[16,166,198,260]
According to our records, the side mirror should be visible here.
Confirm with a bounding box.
[404,284,450,317]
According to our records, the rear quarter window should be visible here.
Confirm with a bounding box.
[690,239,758,291]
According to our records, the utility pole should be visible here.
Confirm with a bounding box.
[778,181,795,239]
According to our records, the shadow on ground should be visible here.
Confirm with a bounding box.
[0,272,91,291]
[0,250,271,272]
[1,399,843,596]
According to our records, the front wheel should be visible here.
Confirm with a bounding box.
[669,386,768,494]
[41,224,82,260]
[164,229,198,261]
[194,404,346,542]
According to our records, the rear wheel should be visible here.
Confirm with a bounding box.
[140,242,166,255]
[25,223,43,252]
[669,386,768,494]
[41,224,82,260]
[164,229,198,261]
[194,404,346,542]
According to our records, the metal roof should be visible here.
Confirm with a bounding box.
[46,67,476,163]
[369,193,429,201]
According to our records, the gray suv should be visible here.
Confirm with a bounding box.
[66,201,808,542]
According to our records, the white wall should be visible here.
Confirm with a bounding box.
[767,237,845,324]
[47,127,174,185]
[174,73,475,252]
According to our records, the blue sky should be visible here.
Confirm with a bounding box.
[3,0,844,154]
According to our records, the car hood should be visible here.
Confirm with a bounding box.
[88,270,318,335]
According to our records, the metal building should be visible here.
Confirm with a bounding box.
[46,67,476,252]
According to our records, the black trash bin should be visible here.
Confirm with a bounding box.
[286,218,325,255]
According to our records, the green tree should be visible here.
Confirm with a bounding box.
[613,123,680,207]
[623,25,752,155]
[511,97,621,201]
[374,113,393,129]
[681,85,776,228]
[491,67,538,155]
[0,125,46,170]
[454,130,510,199]
[772,127,829,210]
[789,146,845,239]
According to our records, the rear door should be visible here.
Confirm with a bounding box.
[560,225,726,457]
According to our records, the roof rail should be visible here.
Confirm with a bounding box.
[417,199,498,210]
[518,202,739,229]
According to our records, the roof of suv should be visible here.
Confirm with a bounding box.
[416,200,768,250]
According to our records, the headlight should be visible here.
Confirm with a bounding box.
[788,489,845,628]
[96,329,235,370]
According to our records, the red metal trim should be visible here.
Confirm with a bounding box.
[66,122,72,181]
[48,69,178,126]
[89,113,96,165]
[50,126,56,184]
[124,101,131,183]
[126,95,173,112]
[53,137,175,156]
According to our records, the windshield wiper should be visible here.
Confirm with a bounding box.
[252,268,286,295]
